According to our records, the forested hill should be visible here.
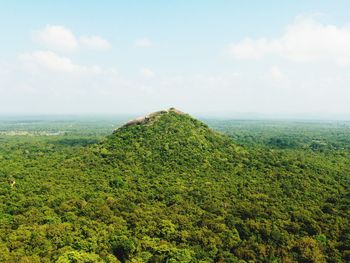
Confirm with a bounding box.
[0,109,349,262]
[95,108,247,175]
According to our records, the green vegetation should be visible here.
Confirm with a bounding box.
[0,112,349,262]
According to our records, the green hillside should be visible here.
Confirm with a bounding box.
[98,108,246,175]
[0,110,349,262]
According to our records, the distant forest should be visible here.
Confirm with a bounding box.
[0,113,349,262]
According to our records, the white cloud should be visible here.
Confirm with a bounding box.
[19,51,83,73]
[3,14,350,115]
[264,66,286,82]
[140,68,155,78]
[135,37,152,48]
[229,14,350,65]
[3,55,350,115]
[79,36,111,50]
[19,51,107,77]
[33,25,79,52]
[33,25,111,52]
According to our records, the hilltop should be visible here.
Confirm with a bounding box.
[97,108,246,175]
[121,107,186,127]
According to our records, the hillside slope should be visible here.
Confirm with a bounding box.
[98,108,246,175]
[87,108,348,262]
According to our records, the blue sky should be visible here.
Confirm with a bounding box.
[1,1,350,116]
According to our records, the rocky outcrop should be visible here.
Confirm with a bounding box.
[121,108,185,128]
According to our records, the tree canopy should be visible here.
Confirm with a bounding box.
[0,112,349,262]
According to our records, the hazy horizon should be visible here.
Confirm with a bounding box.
[1,110,350,122]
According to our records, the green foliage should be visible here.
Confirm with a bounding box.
[0,113,349,262]
[56,250,104,263]
[110,235,136,262]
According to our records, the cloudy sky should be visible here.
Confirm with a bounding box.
[1,1,350,116]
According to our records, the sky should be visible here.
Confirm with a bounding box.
[1,1,350,117]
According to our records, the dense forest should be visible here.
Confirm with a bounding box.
[0,110,349,262]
